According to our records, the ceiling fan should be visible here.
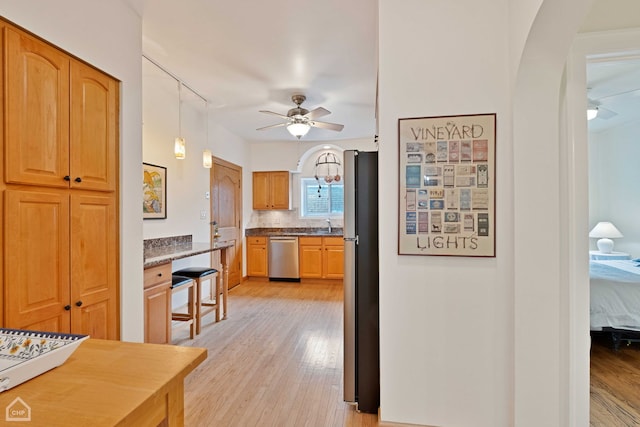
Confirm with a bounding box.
[587,97,617,121]
[257,94,344,139]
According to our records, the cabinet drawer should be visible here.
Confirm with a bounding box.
[299,236,322,245]
[323,237,344,246]
[247,236,267,245]
[144,263,172,289]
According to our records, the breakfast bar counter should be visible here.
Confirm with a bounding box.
[144,239,235,268]
[0,339,207,426]
[143,236,235,343]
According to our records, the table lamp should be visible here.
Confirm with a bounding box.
[589,221,623,253]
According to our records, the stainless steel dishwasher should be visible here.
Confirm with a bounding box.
[268,236,300,281]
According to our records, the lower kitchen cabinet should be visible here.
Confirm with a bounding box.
[4,188,118,338]
[246,236,268,277]
[299,236,344,279]
[143,263,172,344]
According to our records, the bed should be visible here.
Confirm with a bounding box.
[590,259,640,349]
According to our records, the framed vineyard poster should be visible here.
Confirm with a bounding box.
[398,113,496,257]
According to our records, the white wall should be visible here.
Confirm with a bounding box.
[0,0,145,341]
[142,56,254,304]
[378,1,511,425]
[590,120,640,257]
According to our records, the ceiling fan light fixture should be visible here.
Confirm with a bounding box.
[287,121,311,139]
[587,107,598,120]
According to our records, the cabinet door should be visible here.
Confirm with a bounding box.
[252,172,271,209]
[5,27,70,188]
[299,238,323,278]
[247,237,268,277]
[269,171,290,209]
[70,60,118,192]
[70,194,118,339]
[144,282,171,344]
[324,243,345,279]
[5,189,71,331]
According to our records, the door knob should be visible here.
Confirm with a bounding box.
[74,177,82,183]
[64,175,71,181]
[64,305,71,310]
[75,301,83,307]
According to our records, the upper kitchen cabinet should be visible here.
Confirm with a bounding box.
[5,26,118,192]
[252,171,291,210]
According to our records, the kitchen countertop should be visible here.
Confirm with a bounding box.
[143,240,234,268]
[245,227,343,237]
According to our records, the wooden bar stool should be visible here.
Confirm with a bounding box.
[172,267,219,335]
[170,275,197,340]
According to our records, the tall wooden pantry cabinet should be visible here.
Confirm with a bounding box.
[1,20,120,339]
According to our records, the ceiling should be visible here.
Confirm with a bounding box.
[587,56,640,133]
[127,1,640,141]
[130,0,378,143]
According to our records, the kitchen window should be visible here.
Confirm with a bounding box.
[300,178,344,217]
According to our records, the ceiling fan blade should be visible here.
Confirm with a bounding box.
[304,107,331,120]
[310,120,344,131]
[256,122,287,131]
[259,110,290,120]
[597,106,617,120]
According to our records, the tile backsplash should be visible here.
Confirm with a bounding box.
[247,209,343,229]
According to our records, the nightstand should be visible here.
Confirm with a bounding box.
[589,250,631,260]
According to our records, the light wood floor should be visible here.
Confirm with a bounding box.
[590,333,640,426]
[173,278,401,427]
[174,280,640,426]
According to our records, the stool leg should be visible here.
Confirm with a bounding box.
[195,278,202,335]
[215,274,221,322]
[221,273,227,320]
[188,284,196,339]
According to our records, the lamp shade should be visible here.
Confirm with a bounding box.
[174,137,186,159]
[202,149,212,168]
[589,221,623,253]
[287,121,310,139]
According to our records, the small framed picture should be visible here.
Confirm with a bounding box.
[143,162,167,219]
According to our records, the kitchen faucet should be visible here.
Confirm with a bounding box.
[326,218,332,233]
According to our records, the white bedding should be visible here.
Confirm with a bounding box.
[590,259,640,332]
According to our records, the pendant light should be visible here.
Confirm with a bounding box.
[174,82,186,159]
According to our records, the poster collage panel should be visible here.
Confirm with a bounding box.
[398,114,496,256]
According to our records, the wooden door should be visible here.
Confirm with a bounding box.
[70,60,118,192]
[70,193,118,339]
[5,189,71,331]
[5,27,70,188]
[212,157,242,288]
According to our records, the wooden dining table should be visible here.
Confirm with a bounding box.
[0,338,207,426]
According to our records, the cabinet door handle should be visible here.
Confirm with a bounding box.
[74,177,82,183]
[75,300,83,307]
[64,304,71,311]
[64,175,71,181]
[157,273,163,277]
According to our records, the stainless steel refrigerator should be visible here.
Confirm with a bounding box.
[343,149,379,414]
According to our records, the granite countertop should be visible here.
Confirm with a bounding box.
[144,239,234,268]
[245,227,343,237]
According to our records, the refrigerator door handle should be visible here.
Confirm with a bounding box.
[343,236,359,245]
